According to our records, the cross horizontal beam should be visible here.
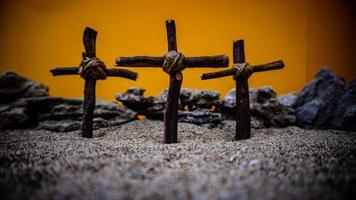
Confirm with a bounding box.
[116,55,229,68]
[50,67,137,81]
[201,60,284,80]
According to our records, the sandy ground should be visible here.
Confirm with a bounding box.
[1,120,356,200]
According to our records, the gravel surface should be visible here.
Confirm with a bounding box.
[1,120,356,200]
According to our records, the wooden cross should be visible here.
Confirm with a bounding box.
[50,27,138,138]
[116,20,229,144]
[201,40,284,140]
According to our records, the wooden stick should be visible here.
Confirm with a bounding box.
[50,67,138,81]
[50,67,79,75]
[116,55,229,68]
[201,68,236,80]
[201,60,284,80]
[234,40,251,140]
[116,56,163,67]
[82,27,97,138]
[106,68,138,80]
[252,60,284,72]
[164,19,181,144]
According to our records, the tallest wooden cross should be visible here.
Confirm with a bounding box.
[116,20,229,143]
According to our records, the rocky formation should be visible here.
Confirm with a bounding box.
[3,68,353,132]
[116,86,295,129]
[115,87,165,119]
[31,97,137,132]
[116,87,223,128]
[221,86,296,128]
[0,71,137,132]
[292,68,356,131]
[0,71,49,103]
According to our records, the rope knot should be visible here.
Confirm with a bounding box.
[79,52,107,80]
[162,51,185,74]
[233,63,253,80]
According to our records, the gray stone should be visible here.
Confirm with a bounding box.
[179,88,196,110]
[331,80,356,131]
[222,88,236,109]
[180,88,221,111]
[36,117,114,132]
[26,97,84,121]
[0,71,48,103]
[37,120,82,132]
[279,92,298,108]
[34,98,137,132]
[222,88,256,109]
[294,68,355,131]
[222,86,296,128]
[255,86,276,103]
[0,107,31,130]
[115,87,155,111]
[194,89,221,111]
[178,111,222,128]
[145,90,168,119]
[0,95,137,132]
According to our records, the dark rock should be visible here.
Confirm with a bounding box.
[116,86,294,129]
[115,87,155,111]
[251,116,264,128]
[255,86,276,103]
[145,90,168,119]
[126,87,145,96]
[251,87,296,128]
[26,97,84,121]
[222,88,236,109]
[179,88,221,111]
[178,111,222,128]
[294,68,355,131]
[179,88,196,110]
[34,98,137,132]
[37,120,82,132]
[222,88,256,110]
[36,115,132,133]
[279,92,298,108]
[116,87,223,127]
[222,86,295,128]
[115,87,164,119]
[331,81,356,131]
[0,71,48,103]
[0,99,36,130]
[95,100,137,120]
[0,107,31,130]
[193,89,221,111]
[0,95,137,132]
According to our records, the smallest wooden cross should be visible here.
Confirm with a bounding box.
[50,27,138,138]
[201,40,284,140]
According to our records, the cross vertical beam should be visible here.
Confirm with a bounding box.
[234,40,251,140]
[82,28,98,138]
[164,20,182,143]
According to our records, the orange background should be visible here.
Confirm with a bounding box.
[0,0,355,100]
